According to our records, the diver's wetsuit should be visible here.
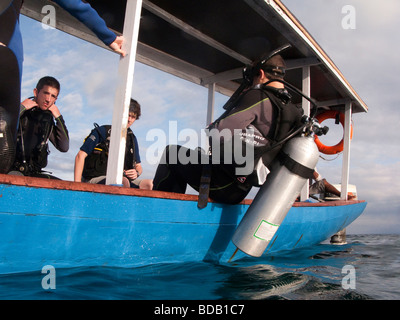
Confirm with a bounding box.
[153,144,252,204]
[0,0,23,172]
[10,106,69,179]
[153,86,304,204]
[154,88,287,204]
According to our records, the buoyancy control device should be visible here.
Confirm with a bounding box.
[14,107,54,174]
[82,124,137,180]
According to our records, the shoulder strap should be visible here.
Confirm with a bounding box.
[126,128,136,162]
[93,123,111,152]
[123,128,137,171]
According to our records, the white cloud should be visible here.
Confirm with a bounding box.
[59,92,84,118]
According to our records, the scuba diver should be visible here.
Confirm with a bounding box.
[74,99,152,190]
[8,76,69,179]
[153,44,305,206]
[0,0,125,174]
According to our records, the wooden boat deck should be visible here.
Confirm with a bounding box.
[0,174,364,207]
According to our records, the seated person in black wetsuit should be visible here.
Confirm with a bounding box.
[8,76,69,179]
[152,49,304,205]
[74,99,152,190]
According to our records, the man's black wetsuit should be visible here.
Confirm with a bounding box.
[11,106,69,179]
[153,86,303,204]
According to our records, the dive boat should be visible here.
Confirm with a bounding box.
[0,0,368,274]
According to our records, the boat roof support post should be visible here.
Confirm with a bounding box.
[340,101,352,200]
[106,0,143,186]
[300,65,311,201]
[206,83,215,126]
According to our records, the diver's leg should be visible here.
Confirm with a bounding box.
[0,0,23,173]
[0,45,20,173]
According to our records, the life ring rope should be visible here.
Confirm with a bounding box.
[314,111,353,155]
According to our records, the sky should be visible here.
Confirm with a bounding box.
[18,0,399,234]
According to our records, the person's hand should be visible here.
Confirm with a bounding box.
[347,193,357,200]
[124,168,138,180]
[47,104,61,118]
[21,98,38,110]
[109,35,126,57]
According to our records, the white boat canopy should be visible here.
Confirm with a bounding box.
[21,0,368,199]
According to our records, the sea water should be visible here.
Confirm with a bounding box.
[0,234,399,301]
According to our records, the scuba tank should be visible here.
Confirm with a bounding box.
[231,130,319,257]
[225,44,327,257]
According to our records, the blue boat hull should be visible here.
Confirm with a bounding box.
[0,175,366,274]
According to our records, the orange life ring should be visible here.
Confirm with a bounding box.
[314,111,353,155]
